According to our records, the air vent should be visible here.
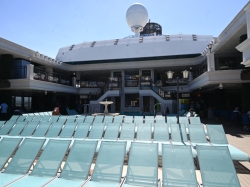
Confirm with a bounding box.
[139,37,143,43]
[165,35,170,41]
[192,34,197,41]
[91,41,96,47]
[114,39,119,45]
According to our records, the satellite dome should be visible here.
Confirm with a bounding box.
[126,3,148,29]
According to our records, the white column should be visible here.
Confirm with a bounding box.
[26,64,34,79]
[207,52,215,71]
[245,4,250,38]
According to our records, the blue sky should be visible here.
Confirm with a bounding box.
[0,0,249,58]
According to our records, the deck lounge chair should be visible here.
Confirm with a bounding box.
[136,123,152,141]
[16,115,26,122]
[144,116,155,124]
[49,116,59,122]
[153,123,169,141]
[179,116,189,124]
[103,123,120,140]
[32,116,42,122]
[32,122,52,137]
[162,144,198,187]
[20,121,40,136]
[119,123,135,140]
[23,115,34,122]
[88,123,105,139]
[0,120,6,128]
[8,115,19,122]
[83,141,126,187]
[170,124,197,158]
[66,116,76,123]
[0,121,16,135]
[189,117,201,124]
[167,116,177,124]
[41,115,51,122]
[0,138,45,186]
[124,142,158,187]
[84,116,94,123]
[103,116,113,123]
[113,116,123,123]
[59,122,78,138]
[73,122,91,139]
[57,116,68,123]
[155,116,166,123]
[0,138,23,171]
[206,124,250,161]
[44,140,97,187]
[133,116,144,124]
[123,116,134,124]
[197,145,241,187]
[75,116,86,123]
[8,122,28,136]
[7,139,71,187]
[93,116,104,123]
[188,124,210,146]
[45,122,64,138]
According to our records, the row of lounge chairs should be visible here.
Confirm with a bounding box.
[6,114,201,124]
[0,137,241,187]
[0,118,249,162]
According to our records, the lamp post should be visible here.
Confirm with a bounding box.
[166,70,189,123]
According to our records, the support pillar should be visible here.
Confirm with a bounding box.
[26,64,34,79]
[120,70,125,114]
[207,52,215,71]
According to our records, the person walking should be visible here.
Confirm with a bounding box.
[0,102,8,121]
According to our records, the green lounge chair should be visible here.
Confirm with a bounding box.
[167,116,177,124]
[136,123,152,141]
[8,115,20,122]
[153,123,169,141]
[124,142,158,187]
[16,115,26,122]
[170,123,197,158]
[144,116,155,124]
[65,116,76,123]
[20,121,40,136]
[32,116,42,123]
[59,122,78,138]
[133,116,144,124]
[84,116,94,123]
[189,117,201,124]
[123,116,134,124]
[23,115,34,122]
[179,116,189,124]
[119,123,135,140]
[44,140,97,187]
[45,122,64,138]
[206,124,250,161]
[0,121,16,135]
[41,115,51,122]
[49,116,59,123]
[73,122,91,139]
[0,138,45,186]
[8,122,28,136]
[93,116,104,123]
[32,122,52,137]
[83,141,126,187]
[197,145,241,187]
[57,116,68,123]
[113,116,123,123]
[88,123,105,139]
[162,144,198,187]
[7,139,71,187]
[103,123,120,140]
[75,116,86,123]
[188,124,210,146]
[155,116,166,123]
[0,138,22,170]
[103,116,113,123]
